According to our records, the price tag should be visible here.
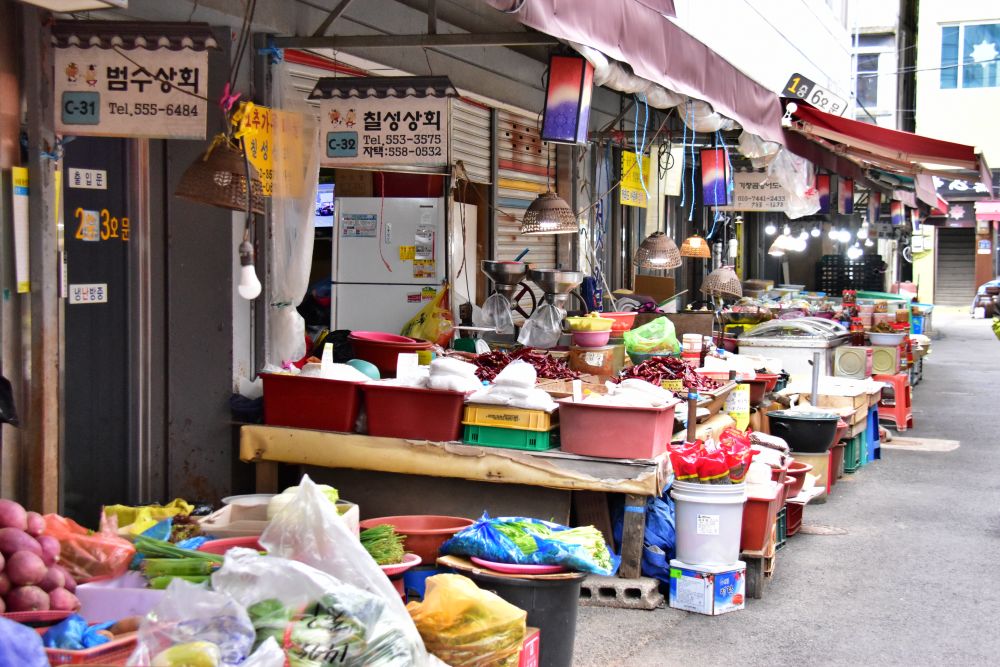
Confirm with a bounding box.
[662,379,684,392]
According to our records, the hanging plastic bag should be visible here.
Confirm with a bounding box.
[257,475,430,665]
[516,303,563,349]
[211,549,422,667]
[401,285,455,346]
[440,514,618,576]
[126,579,257,667]
[481,292,515,335]
[44,513,136,583]
[407,574,526,667]
[622,316,680,355]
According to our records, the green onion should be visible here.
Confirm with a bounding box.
[360,525,405,565]
[134,536,223,564]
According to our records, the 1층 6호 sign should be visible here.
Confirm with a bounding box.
[783,73,847,116]
[318,97,449,169]
[54,45,208,139]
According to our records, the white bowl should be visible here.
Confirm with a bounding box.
[868,332,905,346]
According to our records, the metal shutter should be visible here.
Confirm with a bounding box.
[935,227,976,305]
[495,110,557,268]
[451,99,491,184]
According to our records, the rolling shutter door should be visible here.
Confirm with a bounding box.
[452,99,491,184]
[935,227,976,305]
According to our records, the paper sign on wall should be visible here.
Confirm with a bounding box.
[414,260,436,279]
[620,152,651,208]
[237,103,273,196]
[69,283,108,304]
[716,172,789,212]
[726,383,751,431]
[399,245,416,260]
[341,213,377,238]
[68,168,107,190]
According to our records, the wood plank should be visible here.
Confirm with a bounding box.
[255,461,279,494]
[619,494,646,579]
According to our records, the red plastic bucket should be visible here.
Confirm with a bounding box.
[349,335,432,378]
[262,373,363,432]
[557,398,679,459]
[363,384,466,441]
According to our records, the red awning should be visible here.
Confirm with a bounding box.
[482,0,784,145]
[785,102,991,206]
[975,201,1000,221]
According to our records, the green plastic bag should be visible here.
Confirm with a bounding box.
[623,317,680,355]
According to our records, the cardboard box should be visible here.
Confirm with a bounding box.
[632,275,676,302]
[669,559,746,616]
[334,169,374,196]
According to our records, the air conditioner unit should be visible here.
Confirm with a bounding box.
[871,345,902,375]
[834,346,873,379]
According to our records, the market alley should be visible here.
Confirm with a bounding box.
[575,311,1000,666]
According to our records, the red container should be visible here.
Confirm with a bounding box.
[786,502,803,536]
[349,334,432,378]
[769,464,788,485]
[363,384,465,441]
[746,373,780,405]
[359,515,474,565]
[740,482,783,552]
[830,441,846,486]
[785,460,813,497]
[262,373,363,432]
[601,311,638,333]
[557,398,679,459]
[832,418,849,448]
[46,634,138,665]
[198,536,263,555]
[781,476,796,503]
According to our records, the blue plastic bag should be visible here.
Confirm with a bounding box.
[0,617,47,666]
[612,486,676,585]
[43,614,115,650]
[440,514,619,575]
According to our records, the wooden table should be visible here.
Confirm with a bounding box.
[240,413,735,579]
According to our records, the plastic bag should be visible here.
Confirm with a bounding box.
[0,617,47,667]
[401,285,455,346]
[517,303,563,349]
[623,316,680,355]
[211,549,421,667]
[126,579,257,667]
[407,574,526,667]
[441,514,619,576]
[43,615,115,650]
[103,499,194,536]
[257,475,430,665]
[612,489,676,586]
[481,293,515,335]
[44,513,136,583]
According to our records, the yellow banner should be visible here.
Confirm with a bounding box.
[620,152,651,208]
[235,103,273,197]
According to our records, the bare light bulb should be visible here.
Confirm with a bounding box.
[864,238,874,247]
[811,227,821,238]
[238,240,262,300]
[765,223,777,235]
[846,243,863,260]
[838,229,852,243]
[783,224,792,236]
[828,228,838,240]
[798,230,809,241]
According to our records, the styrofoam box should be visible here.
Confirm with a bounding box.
[198,499,360,538]
[76,571,163,624]
[668,559,746,616]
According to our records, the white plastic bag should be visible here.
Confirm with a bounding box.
[517,303,563,349]
[258,476,431,665]
[481,293,515,335]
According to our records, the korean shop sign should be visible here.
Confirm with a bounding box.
[717,171,789,212]
[310,76,457,171]
[52,24,211,139]
[235,103,273,197]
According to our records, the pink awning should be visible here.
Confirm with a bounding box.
[482,0,785,145]
[975,201,1000,221]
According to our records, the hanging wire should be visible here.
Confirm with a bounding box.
[688,103,696,222]
[632,95,651,204]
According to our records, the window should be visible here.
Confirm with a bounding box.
[856,53,879,109]
[941,23,1000,89]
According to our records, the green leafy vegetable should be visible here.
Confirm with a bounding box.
[360,525,405,565]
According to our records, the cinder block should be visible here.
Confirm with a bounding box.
[578,575,664,610]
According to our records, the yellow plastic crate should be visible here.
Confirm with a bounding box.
[462,404,556,432]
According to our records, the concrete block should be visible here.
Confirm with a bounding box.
[578,575,664,610]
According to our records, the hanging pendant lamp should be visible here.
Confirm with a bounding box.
[634,231,682,269]
[520,191,578,235]
[679,232,711,258]
[175,136,265,215]
[700,265,743,299]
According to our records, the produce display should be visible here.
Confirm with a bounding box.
[0,499,79,613]
[472,348,579,382]
[134,535,223,589]
[870,321,895,333]
[615,356,722,391]
[360,525,405,566]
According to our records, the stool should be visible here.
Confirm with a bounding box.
[874,373,912,431]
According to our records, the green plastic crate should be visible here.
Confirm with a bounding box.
[463,424,557,451]
[844,433,864,473]
[776,507,787,551]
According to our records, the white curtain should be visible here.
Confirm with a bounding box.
[267,61,321,366]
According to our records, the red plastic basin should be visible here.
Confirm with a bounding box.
[262,373,363,432]
[601,312,638,333]
[363,384,465,441]
[350,331,418,344]
[786,460,813,497]
[349,334,432,378]
[198,536,263,555]
[781,476,797,503]
[360,515,474,565]
[740,483,782,552]
[557,398,679,459]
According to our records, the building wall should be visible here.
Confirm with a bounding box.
[850,0,902,128]
[915,1,1000,164]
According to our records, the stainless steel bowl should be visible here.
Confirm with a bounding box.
[481,260,527,286]
[528,268,584,294]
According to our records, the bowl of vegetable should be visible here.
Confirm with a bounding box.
[359,515,474,565]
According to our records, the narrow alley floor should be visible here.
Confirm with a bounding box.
[574,310,1000,666]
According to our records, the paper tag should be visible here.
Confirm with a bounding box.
[726,383,751,430]
[421,286,437,301]
[413,259,436,279]
[662,379,684,392]
[399,245,415,260]
[696,514,720,536]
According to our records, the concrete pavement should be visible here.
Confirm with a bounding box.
[574,311,1000,666]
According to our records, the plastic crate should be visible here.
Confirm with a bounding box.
[786,502,803,536]
[46,634,137,665]
[362,384,465,441]
[261,373,363,432]
[843,433,863,473]
[462,424,557,451]
[463,404,555,432]
[776,507,787,550]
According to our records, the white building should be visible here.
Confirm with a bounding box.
[849,0,917,130]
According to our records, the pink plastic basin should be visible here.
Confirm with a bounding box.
[349,331,418,344]
[557,398,680,459]
[197,536,263,555]
[601,312,638,333]
[572,330,612,347]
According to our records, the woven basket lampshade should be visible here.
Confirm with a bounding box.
[634,231,682,269]
[520,192,578,235]
[679,233,711,258]
[700,266,743,299]
[175,139,265,215]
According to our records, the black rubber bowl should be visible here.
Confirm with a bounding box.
[766,410,840,453]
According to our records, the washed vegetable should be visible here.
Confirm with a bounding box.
[0,571,9,596]
[38,567,64,592]
[359,525,405,565]
[6,585,49,611]
[0,499,27,530]
[7,551,47,586]
[47,587,80,611]
[141,558,216,577]
[871,321,895,333]
[0,527,42,558]
[37,535,60,566]
[53,565,76,593]
[147,575,210,590]
[134,535,223,564]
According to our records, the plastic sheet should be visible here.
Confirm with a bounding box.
[766,149,820,219]
[407,574,526,667]
[43,615,114,650]
[517,303,563,349]
[0,617,47,666]
[612,489,676,585]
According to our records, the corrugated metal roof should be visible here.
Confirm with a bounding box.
[309,76,458,100]
[51,21,218,51]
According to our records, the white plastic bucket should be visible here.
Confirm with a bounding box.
[671,480,747,566]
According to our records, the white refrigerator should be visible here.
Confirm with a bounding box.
[331,197,446,333]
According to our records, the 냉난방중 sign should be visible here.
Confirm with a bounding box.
[54,45,208,139]
[716,172,789,212]
[69,283,108,304]
[318,97,449,169]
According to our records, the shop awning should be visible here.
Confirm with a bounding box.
[785,102,991,206]
[975,201,1000,221]
[482,0,785,145]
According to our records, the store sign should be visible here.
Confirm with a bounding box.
[620,152,651,208]
[783,73,847,116]
[69,283,108,305]
[932,175,997,200]
[54,45,208,139]
[237,104,274,196]
[317,97,448,169]
[717,172,789,211]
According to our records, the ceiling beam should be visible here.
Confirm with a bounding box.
[311,0,357,38]
[428,0,437,35]
[272,32,560,49]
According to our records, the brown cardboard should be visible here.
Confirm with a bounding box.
[334,169,374,196]
[632,275,676,302]
[665,312,714,339]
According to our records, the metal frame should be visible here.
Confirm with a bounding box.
[271,32,559,50]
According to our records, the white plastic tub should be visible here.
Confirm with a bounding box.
[671,481,747,566]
